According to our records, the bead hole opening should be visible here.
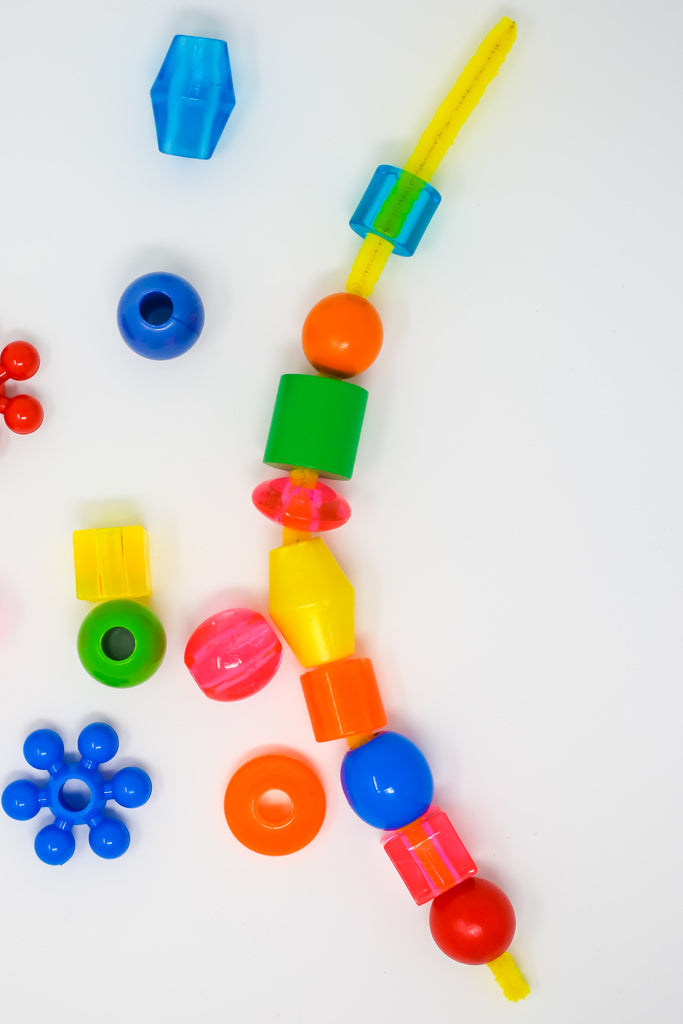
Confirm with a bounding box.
[140,292,173,326]
[101,627,136,662]
[255,789,295,828]
[58,779,92,812]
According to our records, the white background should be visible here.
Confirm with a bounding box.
[1,1,681,1022]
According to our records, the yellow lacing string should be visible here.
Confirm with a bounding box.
[346,17,516,298]
[346,236,395,298]
[487,951,530,1002]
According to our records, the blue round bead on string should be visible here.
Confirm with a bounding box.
[340,731,434,830]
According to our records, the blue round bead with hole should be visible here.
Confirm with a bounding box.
[117,271,205,360]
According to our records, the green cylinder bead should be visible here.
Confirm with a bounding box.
[263,374,368,480]
[77,599,166,688]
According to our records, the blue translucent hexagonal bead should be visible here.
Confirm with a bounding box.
[151,35,236,160]
[350,165,441,257]
[2,724,151,865]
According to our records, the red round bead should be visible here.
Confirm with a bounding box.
[0,341,40,381]
[4,394,44,434]
[428,877,516,965]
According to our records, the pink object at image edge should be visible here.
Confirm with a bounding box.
[184,607,282,701]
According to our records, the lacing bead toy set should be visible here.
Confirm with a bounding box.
[2,18,528,1003]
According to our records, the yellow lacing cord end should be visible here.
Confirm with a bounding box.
[405,16,517,183]
[346,235,394,298]
[487,952,530,1002]
[344,17,516,298]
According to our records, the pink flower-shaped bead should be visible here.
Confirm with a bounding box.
[184,608,283,701]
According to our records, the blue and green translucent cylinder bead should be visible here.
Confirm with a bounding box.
[350,165,441,256]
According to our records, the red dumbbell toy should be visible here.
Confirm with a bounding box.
[0,341,43,434]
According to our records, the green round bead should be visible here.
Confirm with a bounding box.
[263,374,368,480]
[77,599,166,688]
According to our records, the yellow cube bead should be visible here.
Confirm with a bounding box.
[269,538,354,667]
[73,526,152,602]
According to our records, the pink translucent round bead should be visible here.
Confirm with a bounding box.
[252,476,351,532]
[184,608,283,701]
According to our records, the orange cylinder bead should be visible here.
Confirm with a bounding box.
[301,292,383,378]
[300,657,387,741]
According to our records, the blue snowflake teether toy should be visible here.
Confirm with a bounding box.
[2,723,151,864]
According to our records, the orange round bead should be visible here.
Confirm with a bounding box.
[301,292,383,378]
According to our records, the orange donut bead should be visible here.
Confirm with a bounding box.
[301,292,383,378]
[224,753,326,856]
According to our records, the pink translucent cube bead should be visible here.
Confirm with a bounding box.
[382,806,477,906]
[184,608,283,701]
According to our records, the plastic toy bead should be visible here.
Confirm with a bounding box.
[340,731,433,830]
[301,293,384,378]
[0,340,40,381]
[382,806,477,905]
[151,35,236,160]
[300,657,386,741]
[224,753,326,856]
[73,526,152,602]
[269,537,354,667]
[350,165,441,257]
[117,272,205,360]
[0,341,43,435]
[1,723,151,864]
[77,598,166,687]
[263,374,368,480]
[1,394,43,434]
[429,877,516,966]
[252,475,351,532]
[184,607,283,701]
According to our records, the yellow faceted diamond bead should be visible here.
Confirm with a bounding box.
[269,537,354,668]
[73,526,152,602]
